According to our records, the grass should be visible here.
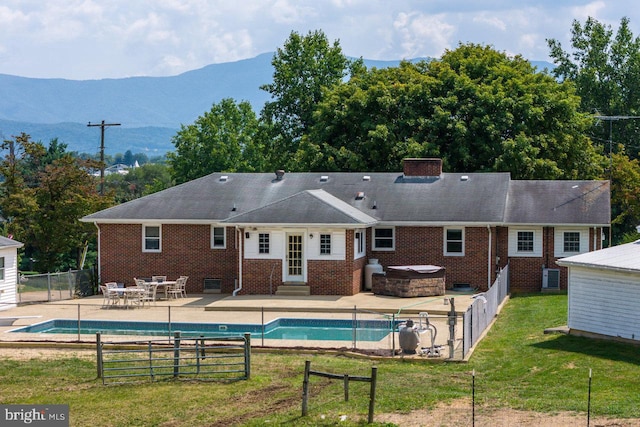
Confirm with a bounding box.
[1,293,639,426]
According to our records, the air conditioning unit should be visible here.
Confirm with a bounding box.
[542,268,560,289]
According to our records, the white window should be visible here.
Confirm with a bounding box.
[444,228,465,256]
[555,228,588,257]
[320,233,331,255]
[563,232,580,253]
[0,257,4,280]
[354,230,365,258]
[373,227,395,250]
[259,233,270,254]
[143,225,161,252]
[211,226,226,249]
[517,231,534,252]
[508,227,542,257]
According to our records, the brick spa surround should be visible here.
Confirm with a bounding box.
[371,267,446,298]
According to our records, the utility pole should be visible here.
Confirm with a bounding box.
[87,120,121,195]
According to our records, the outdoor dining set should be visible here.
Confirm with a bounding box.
[100,276,189,308]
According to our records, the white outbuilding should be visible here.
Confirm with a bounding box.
[0,236,24,311]
[557,240,640,342]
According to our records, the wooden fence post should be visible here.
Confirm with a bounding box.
[96,332,102,379]
[368,366,377,424]
[244,333,251,379]
[344,374,349,401]
[302,360,311,416]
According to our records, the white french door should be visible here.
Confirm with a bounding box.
[285,233,304,282]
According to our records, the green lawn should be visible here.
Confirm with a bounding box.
[1,293,639,426]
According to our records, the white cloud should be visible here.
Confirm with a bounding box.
[0,0,639,79]
[473,13,507,31]
[393,12,456,58]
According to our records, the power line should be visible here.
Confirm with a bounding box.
[87,120,121,195]
[593,115,640,245]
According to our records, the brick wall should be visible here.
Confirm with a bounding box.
[367,226,496,291]
[241,259,282,294]
[99,224,239,294]
[99,223,605,295]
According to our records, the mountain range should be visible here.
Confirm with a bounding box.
[0,53,554,155]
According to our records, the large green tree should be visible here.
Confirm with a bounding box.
[0,134,111,271]
[548,17,640,160]
[168,98,260,184]
[302,43,604,179]
[31,155,111,271]
[0,133,42,241]
[297,61,435,171]
[548,17,640,242]
[260,30,355,171]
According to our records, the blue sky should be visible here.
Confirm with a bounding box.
[0,0,636,80]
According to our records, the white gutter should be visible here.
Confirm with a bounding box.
[233,226,243,296]
[487,225,492,289]
[93,222,101,283]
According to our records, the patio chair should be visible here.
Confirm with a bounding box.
[102,282,121,307]
[167,277,188,299]
[136,282,157,307]
[151,275,167,283]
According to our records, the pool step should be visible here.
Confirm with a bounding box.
[276,283,310,296]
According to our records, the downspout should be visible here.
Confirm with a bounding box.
[233,226,243,296]
[487,225,492,289]
[94,222,101,284]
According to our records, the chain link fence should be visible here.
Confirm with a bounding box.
[18,269,95,303]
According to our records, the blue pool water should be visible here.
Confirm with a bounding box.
[10,318,393,342]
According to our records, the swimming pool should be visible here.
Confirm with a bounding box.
[9,318,393,342]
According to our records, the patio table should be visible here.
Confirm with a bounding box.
[148,281,177,300]
[115,287,146,308]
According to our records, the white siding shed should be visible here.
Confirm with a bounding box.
[557,240,640,342]
[0,236,24,311]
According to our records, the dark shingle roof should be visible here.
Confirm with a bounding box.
[505,180,610,225]
[81,171,609,226]
[224,189,378,225]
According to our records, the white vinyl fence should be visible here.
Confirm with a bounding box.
[462,264,509,358]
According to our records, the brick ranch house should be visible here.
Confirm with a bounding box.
[81,158,610,296]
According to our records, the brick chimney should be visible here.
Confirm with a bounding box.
[403,158,442,177]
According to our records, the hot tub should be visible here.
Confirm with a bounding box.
[372,265,446,297]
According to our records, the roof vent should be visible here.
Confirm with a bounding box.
[355,191,365,200]
[275,170,285,180]
[320,175,329,182]
[460,175,469,181]
[363,175,371,181]
[220,175,228,182]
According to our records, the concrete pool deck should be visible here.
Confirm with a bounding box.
[0,291,478,354]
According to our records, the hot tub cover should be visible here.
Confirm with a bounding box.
[387,265,444,274]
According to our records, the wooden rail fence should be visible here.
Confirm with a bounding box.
[302,360,378,424]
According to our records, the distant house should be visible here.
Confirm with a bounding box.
[81,158,610,296]
[91,163,132,177]
[0,236,24,311]
[557,240,640,342]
